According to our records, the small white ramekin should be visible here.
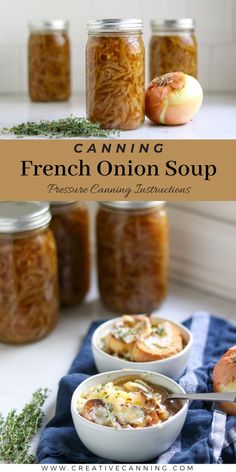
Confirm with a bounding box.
[71,369,188,462]
[92,317,192,380]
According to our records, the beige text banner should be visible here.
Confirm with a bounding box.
[0,140,235,200]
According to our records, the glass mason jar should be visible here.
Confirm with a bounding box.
[150,19,197,80]
[0,202,59,344]
[86,19,145,130]
[28,20,71,101]
[96,201,168,314]
[50,202,90,307]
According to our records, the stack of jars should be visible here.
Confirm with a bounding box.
[27,18,197,130]
[0,201,168,345]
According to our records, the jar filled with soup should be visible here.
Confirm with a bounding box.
[96,201,168,314]
[28,20,71,101]
[0,202,59,344]
[150,19,197,80]
[50,202,90,307]
[86,19,145,130]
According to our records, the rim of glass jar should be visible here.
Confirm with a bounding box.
[87,19,143,34]
[50,201,83,215]
[29,20,69,33]
[151,18,196,33]
[0,202,51,233]
[98,201,165,211]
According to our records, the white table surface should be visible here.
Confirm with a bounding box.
[0,93,235,139]
[0,272,236,456]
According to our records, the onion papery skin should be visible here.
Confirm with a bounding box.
[213,345,236,416]
[145,71,203,126]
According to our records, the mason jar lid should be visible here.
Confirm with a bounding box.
[87,19,143,33]
[151,19,196,32]
[29,20,69,32]
[0,202,51,233]
[99,201,165,210]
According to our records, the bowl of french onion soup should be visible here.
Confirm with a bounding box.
[71,369,188,462]
[92,315,192,379]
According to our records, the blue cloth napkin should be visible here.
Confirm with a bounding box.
[37,312,236,464]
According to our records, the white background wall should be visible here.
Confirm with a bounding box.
[0,0,236,94]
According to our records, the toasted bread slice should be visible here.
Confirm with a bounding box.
[104,315,152,357]
[105,331,135,356]
[132,321,183,362]
[83,399,107,423]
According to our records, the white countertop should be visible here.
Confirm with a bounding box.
[0,274,236,457]
[0,93,236,139]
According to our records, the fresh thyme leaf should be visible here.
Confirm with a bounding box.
[0,388,48,464]
[152,327,166,336]
[115,327,137,341]
[1,116,119,138]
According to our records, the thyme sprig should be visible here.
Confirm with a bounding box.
[1,116,119,138]
[152,327,166,337]
[0,388,48,464]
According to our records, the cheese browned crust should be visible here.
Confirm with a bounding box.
[77,377,182,428]
[104,315,151,357]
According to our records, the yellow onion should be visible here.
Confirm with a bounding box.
[145,71,203,126]
[213,345,236,416]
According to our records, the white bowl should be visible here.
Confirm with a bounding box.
[92,317,192,380]
[71,370,188,462]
